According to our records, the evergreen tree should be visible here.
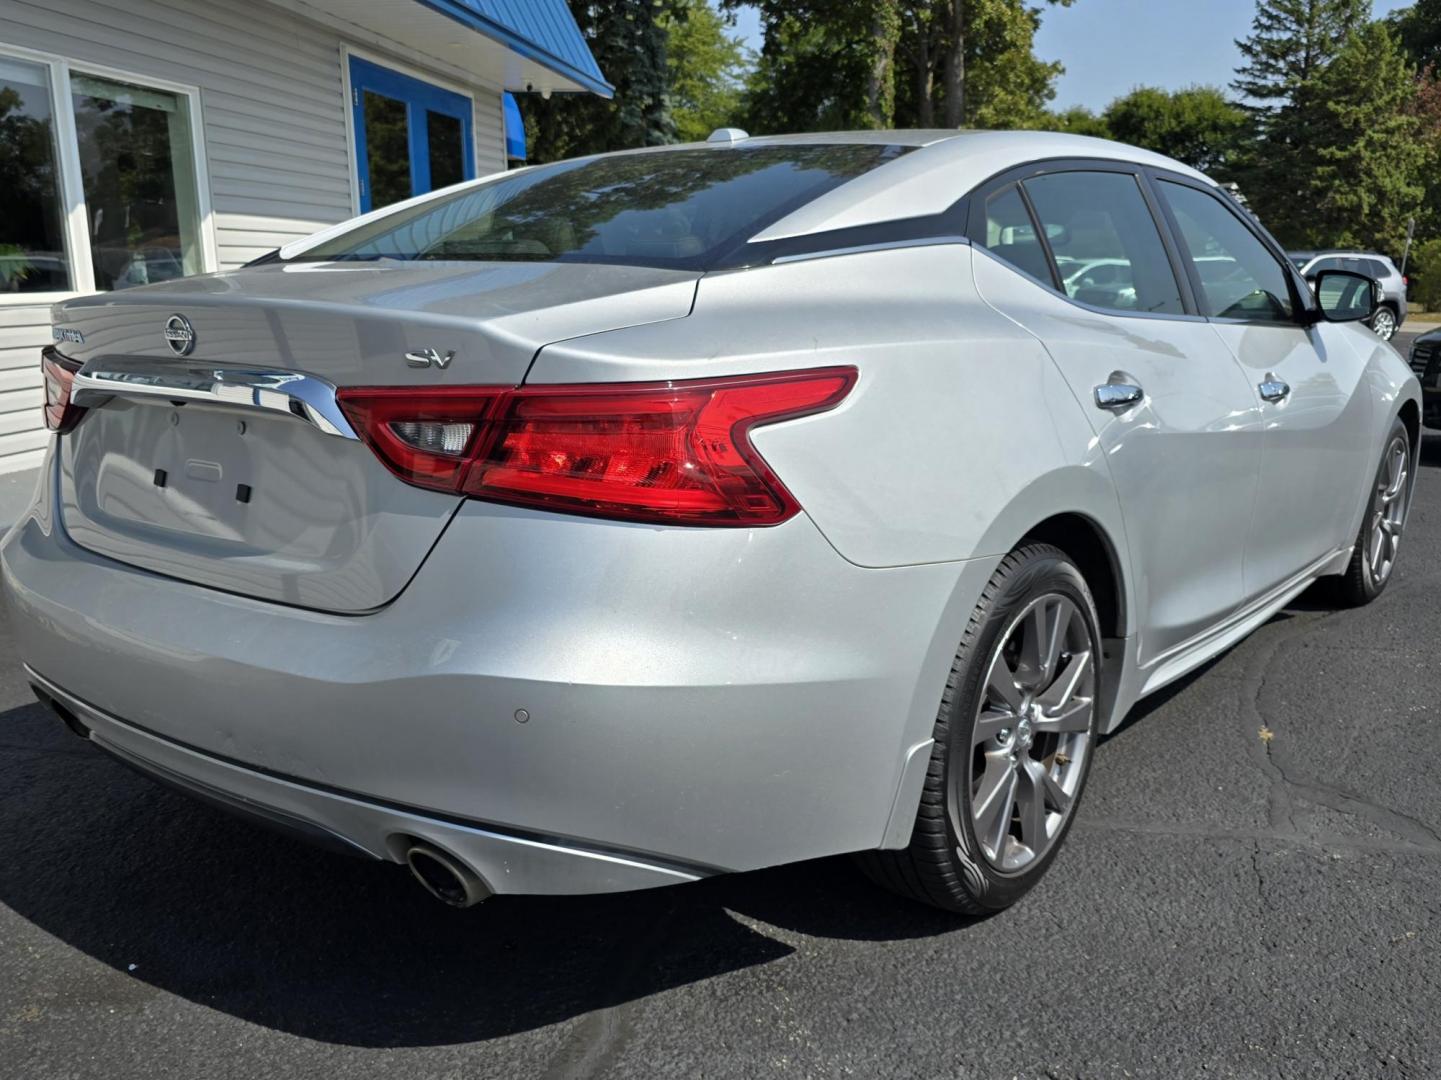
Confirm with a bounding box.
[1230,0,1370,242]
[520,1,677,164]
[1307,23,1426,253]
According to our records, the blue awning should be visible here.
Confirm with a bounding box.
[503,92,526,161]
[416,0,614,98]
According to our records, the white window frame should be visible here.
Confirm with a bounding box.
[0,41,219,307]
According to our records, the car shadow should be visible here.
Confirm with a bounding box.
[0,697,968,1048]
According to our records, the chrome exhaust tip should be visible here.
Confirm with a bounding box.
[404,842,490,907]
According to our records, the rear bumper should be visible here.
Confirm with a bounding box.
[3,451,993,893]
[30,668,702,893]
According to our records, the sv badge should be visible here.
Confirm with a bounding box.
[405,348,456,370]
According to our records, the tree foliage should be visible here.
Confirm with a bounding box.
[1229,0,1371,242]
[1102,87,1247,173]
[519,0,677,163]
[1389,0,1441,69]
[1305,23,1427,253]
[733,0,1073,134]
[661,0,751,142]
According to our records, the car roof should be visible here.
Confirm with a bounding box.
[1291,250,1394,263]
[746,130,1215,241]
[280,130,1217,260]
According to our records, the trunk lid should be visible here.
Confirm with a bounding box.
[52,261,699,612]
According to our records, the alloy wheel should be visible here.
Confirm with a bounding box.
[960,593,1096,873]
[1372,308,1397,340]
[1366,434,1410,586]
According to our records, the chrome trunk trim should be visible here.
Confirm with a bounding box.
[71,357,359,440]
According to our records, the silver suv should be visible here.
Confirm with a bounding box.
[1290,250,1407,340]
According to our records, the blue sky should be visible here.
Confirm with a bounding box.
[730,1,1415,112]
[1036,0,1412,110]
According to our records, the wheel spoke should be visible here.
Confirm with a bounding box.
[1038,762,1073,814]
[1036,649,1092,711]
[972,758,1016,853]
[1021,597,1068,690]
[1015,760,1049,849]
[1370,524,1385,575]
[985,656,1023,713]
[974,708,1013,746]
[1034,697,1093,734]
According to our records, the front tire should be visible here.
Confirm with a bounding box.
[860,544,1101,914]
[1338,418,1412,607]
[1371,305,1398,341]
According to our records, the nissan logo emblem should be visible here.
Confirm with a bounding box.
[164,314,196,356]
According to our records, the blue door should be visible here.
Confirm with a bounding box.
[349,57,476,213]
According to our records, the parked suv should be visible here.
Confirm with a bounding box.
[1290,250,1407,340]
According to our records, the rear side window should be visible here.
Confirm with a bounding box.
[1159,181,1295,323]
[980,184,1054,285]
[296,144,910,271]
[1367,258,1390,278]
[1023,171,1184,315]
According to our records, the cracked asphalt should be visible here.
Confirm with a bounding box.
[2,412,1439,1077]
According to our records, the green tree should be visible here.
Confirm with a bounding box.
[1389,0,1441,69]
[519,1,677,163]
[1102,86,1247,172]
[738,0,1074,133]
[1044,105,1111,138]
[661,0,751,141]
[741,9,878,132]
[1230,0,1369,241]
[956,0,1071,128]
[1305,23,1426,252]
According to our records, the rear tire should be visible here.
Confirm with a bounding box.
[859,544,1102,914]
[1338,418,1411,607]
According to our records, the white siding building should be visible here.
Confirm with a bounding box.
[0,0,609,473]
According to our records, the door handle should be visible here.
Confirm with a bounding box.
[1258,374,1290,403]
[1094,380,1144,410]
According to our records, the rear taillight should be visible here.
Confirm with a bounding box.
[41,348,86,434]
[338,367,856,526]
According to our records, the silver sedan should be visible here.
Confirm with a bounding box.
[5,130,1421,914]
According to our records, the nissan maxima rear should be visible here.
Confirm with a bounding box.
[4,131,1420,913]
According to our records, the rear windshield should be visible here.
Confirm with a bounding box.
[296,144,911,271]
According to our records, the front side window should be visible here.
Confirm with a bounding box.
[1023,171,1184,315]
[71,74,203,290]
[301,143,910,270]
[0,56,71,293]
[1160,180,1295,323]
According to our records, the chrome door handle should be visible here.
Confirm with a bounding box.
[1094,381,1144,409]
[1258,375,1291,403]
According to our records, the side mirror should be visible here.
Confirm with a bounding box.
[1313,269,1376,324]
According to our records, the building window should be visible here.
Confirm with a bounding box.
[0,56,71,294]
[71,75,203,290]
[0,47,211,302]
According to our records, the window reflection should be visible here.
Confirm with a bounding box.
[0,56,71,293]
[71,74,202,290]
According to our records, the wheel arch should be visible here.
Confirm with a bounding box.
[1018,512,1127,644]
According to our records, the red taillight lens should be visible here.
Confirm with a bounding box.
[338,367,856,526]
[41,348,86,434]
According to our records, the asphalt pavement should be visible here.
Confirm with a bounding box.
[1,356,1439,1079]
